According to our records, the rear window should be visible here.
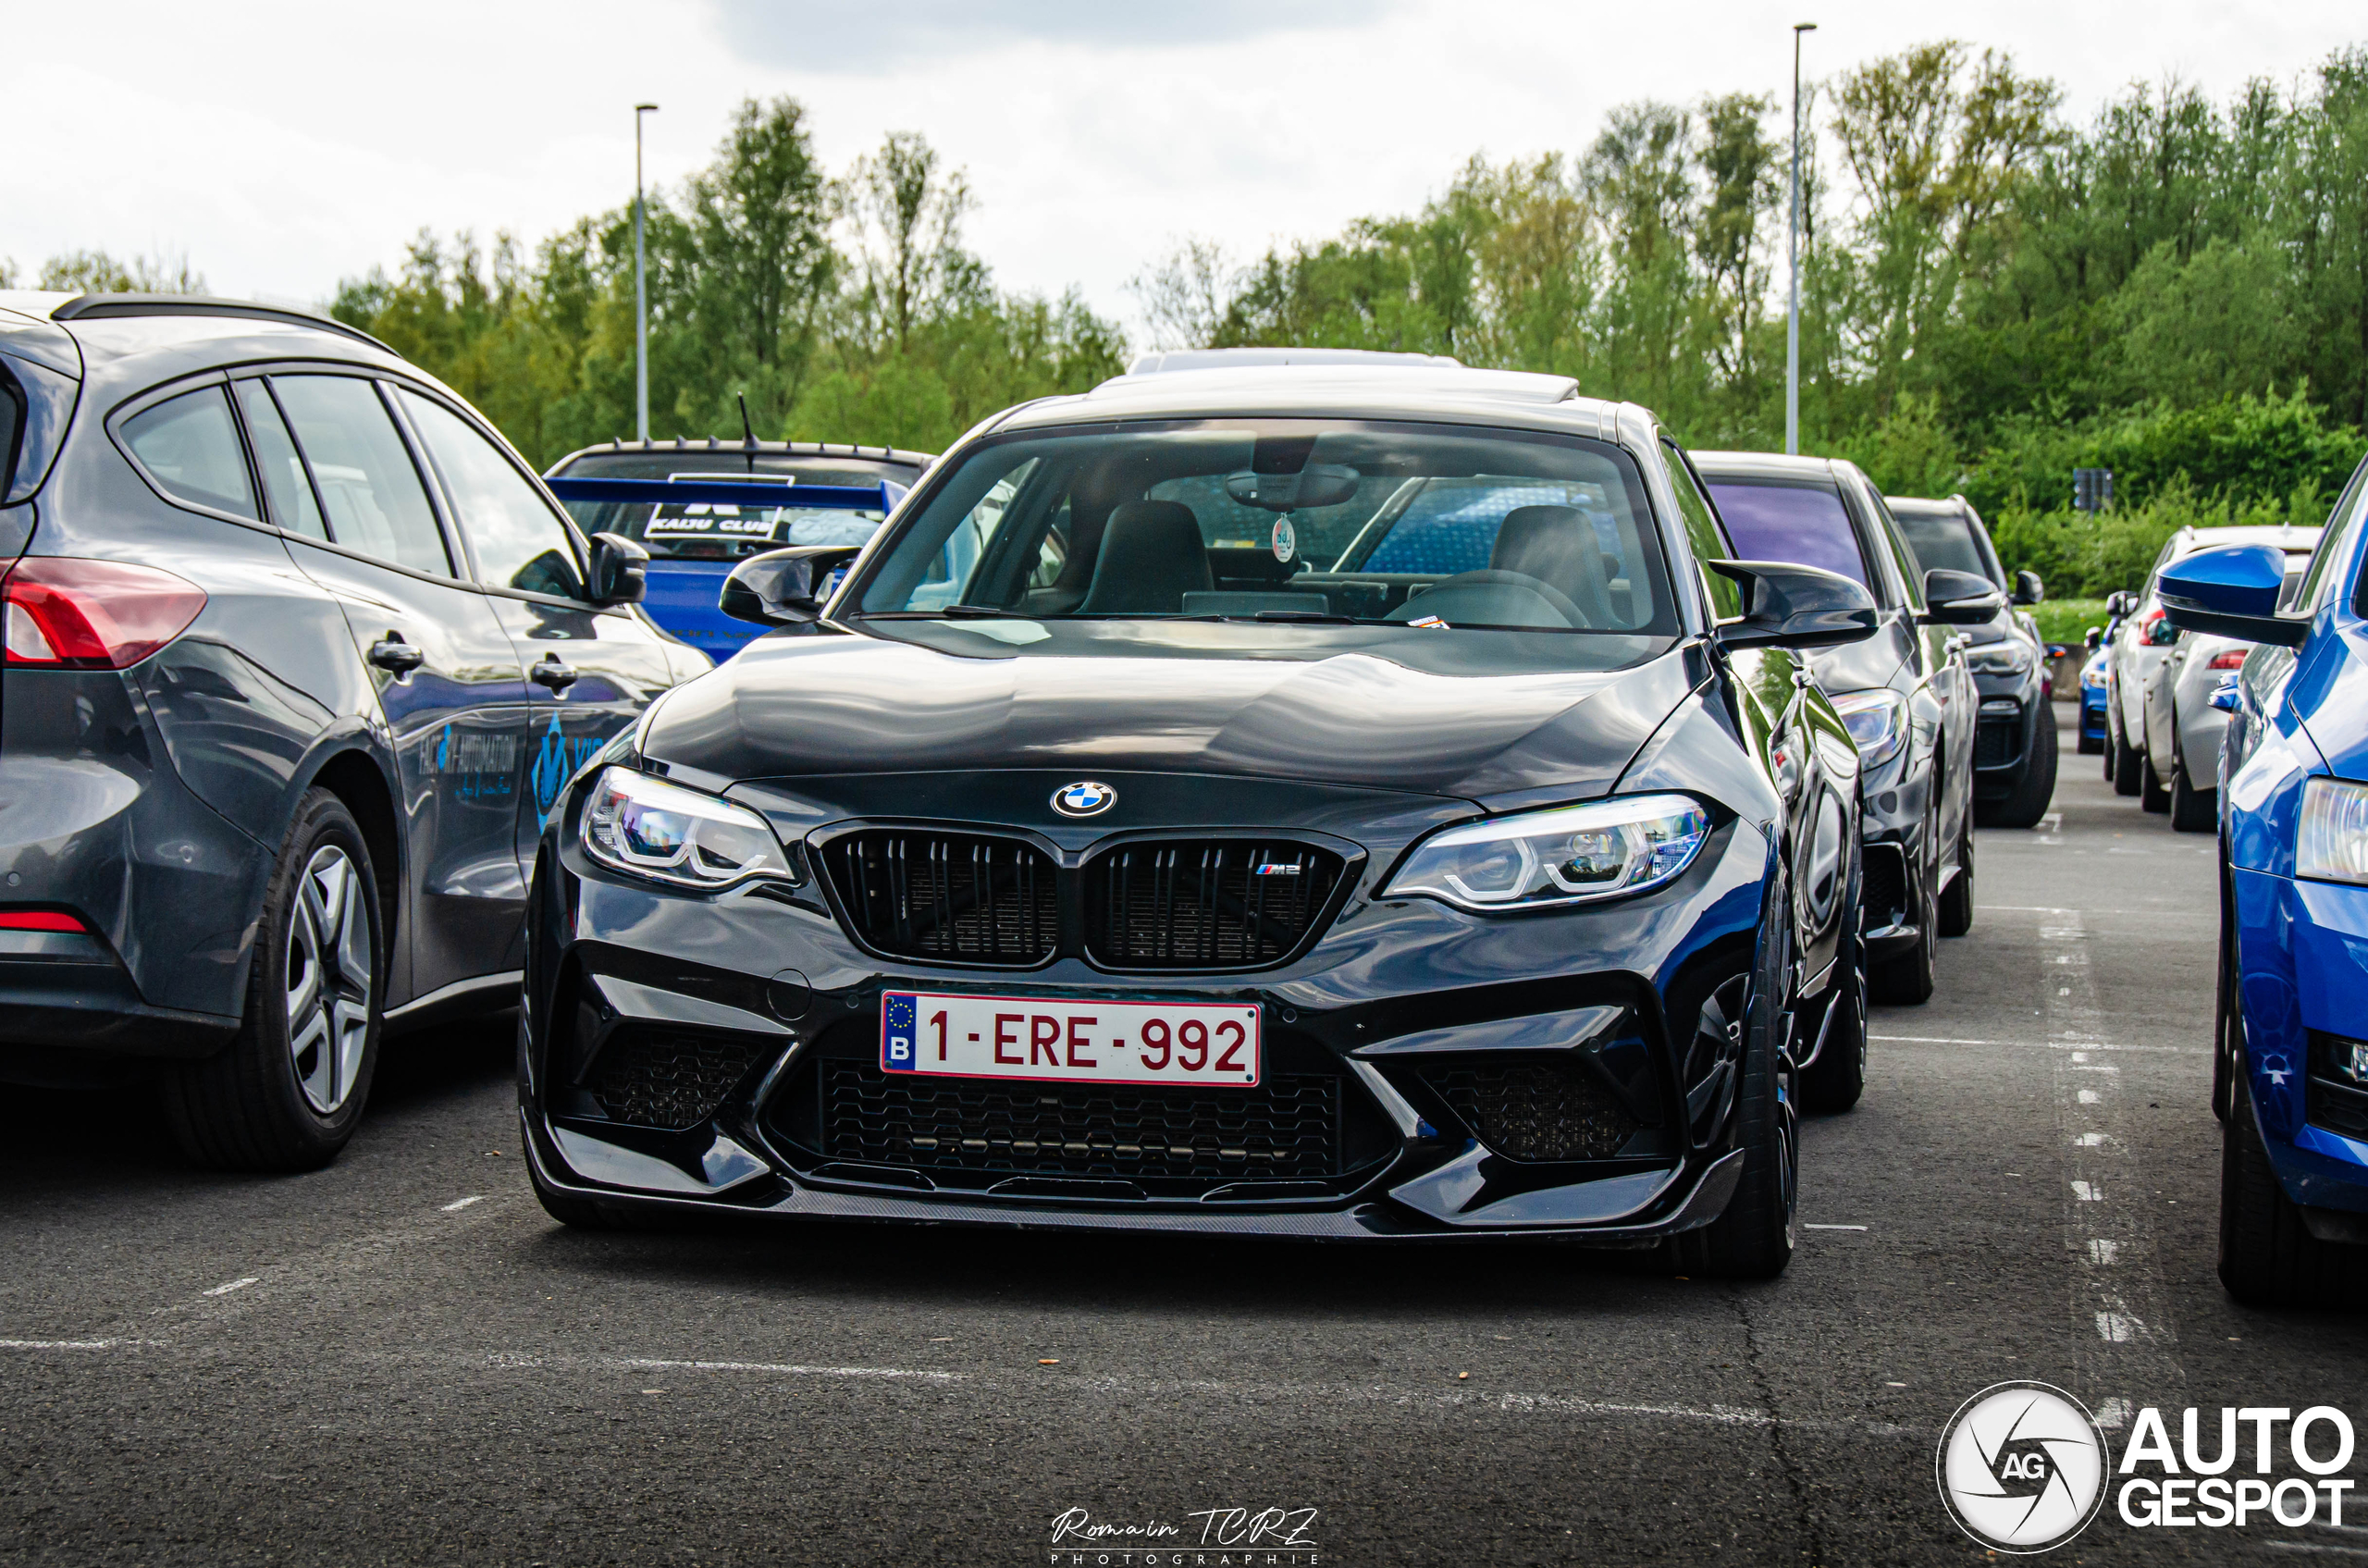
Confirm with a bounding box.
[1701,478,1869,588]
[121,387,258,521]
[550,451,919,562]
[1893,509,1990,583]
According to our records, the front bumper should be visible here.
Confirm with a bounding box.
[521,800,1776,1241]
[2233,866,2368,1214]
[1970,668,2046,801]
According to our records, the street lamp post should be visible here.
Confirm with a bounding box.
[1786,23,1816,457]
[635,102,658,445]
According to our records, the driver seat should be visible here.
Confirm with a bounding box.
[1076,500,1214,615]
[1490,505,1617,626]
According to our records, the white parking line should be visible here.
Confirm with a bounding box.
[0,1339,129,1351]
[1803,1224,1868,1231]
[441,1195,486,1212]
[202,1278,259,1298]
[615,1357,962,1383]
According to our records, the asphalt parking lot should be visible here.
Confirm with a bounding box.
[3,711,2362,1568]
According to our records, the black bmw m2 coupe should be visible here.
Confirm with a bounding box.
[520,354,1879,1276]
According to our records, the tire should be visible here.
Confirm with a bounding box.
[2112,711,2144,796]
[1799,918,1867,1115]
[1673,871,1800,1278]
[2140,746,2170,813]
[2219,1069,2368,1308]
[161,789,383,1172]
[2171,748,2215,833]
[1868,804,1939,1005]
[1938,810,1976,937]
[531,1161,629,1230]
[1984,710,2058,829]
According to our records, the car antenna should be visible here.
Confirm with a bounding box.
[737,392,757,475]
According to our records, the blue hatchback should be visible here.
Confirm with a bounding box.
[2163,452,2368,1306]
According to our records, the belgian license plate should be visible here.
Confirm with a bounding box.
[881,993,1261,1087]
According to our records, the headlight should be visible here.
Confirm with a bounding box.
[1965,642,2032,675]
[2297,777,2368,887]
[579,765,796,890]
[1828,689,1909,767]
[1384,794,1711,911]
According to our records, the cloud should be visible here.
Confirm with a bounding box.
[705,0,1399,72]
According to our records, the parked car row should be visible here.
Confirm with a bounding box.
[0,305,2043,1284]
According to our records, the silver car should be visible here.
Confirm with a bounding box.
[2109,523,2316,817]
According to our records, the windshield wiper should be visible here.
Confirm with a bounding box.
[939,604,1024,618]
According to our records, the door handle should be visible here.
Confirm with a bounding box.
[367,635,424,674]
[530,654,580,693]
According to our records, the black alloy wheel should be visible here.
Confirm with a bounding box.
[1673,869,1800,1278]
[161,788,383,1171]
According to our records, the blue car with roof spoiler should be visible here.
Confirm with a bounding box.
[2164,450,2368,1306]
[543,438,930,656]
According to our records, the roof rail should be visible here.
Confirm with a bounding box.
[49,294,399,355]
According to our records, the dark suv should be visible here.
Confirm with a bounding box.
[1887,495,2057,827]
[0,292,706,1169]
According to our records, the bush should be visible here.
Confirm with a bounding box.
[1988,472,2334,598]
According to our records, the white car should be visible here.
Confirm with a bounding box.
[2107,523,2317,812]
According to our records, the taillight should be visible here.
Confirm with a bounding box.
[2208,649,2249,671]
[0,909,89,932]
[2,558,207,670]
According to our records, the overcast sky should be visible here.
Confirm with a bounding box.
[4,0,2362,340]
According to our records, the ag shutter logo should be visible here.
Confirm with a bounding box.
[1937,1381,2112,1553]
[1051,780,1116,818]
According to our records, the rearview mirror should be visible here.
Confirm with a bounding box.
[2158,543,2310,648]
[1707,560,1880,651]
[720,545,863,626]
[1224,464,1361,512]
[586,531,648,605]
[2084,626,2103,652]
[1920,568,2005,625]
[2012,569,2043,606]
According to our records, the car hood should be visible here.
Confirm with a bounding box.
[2293,623,2368,780]
[640,621,1704,809]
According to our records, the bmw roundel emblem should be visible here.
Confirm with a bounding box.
[1052,780,1116,818]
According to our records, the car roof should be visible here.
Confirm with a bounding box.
[2172,523,2321,554]
[988,363,1623,441]
[3,290,421,395]
[1687,450,1850,483]
[547,438,936,472]
[1883,494,1969,517]
[1126,347,1463,375]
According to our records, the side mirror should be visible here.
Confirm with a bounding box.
[2104,589,2140,620]
[2210,677,2243,712]
[1920,567,2005,625]
[2012,569,2044,606]
[720,545,863,626]
[2145,614,2181,647]
[2158,543,2310,648]
[586,531,648,605]
[1708,559,1880,650]
[2083,627,2103,652]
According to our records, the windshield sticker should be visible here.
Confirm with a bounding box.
[1272,517,1296,563]
[1407,614,1449,629]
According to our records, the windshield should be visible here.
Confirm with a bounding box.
[1701,478,1869,587]
[853,420,1677,636]
[551,451,919,562]
[1893,508,1992,584]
